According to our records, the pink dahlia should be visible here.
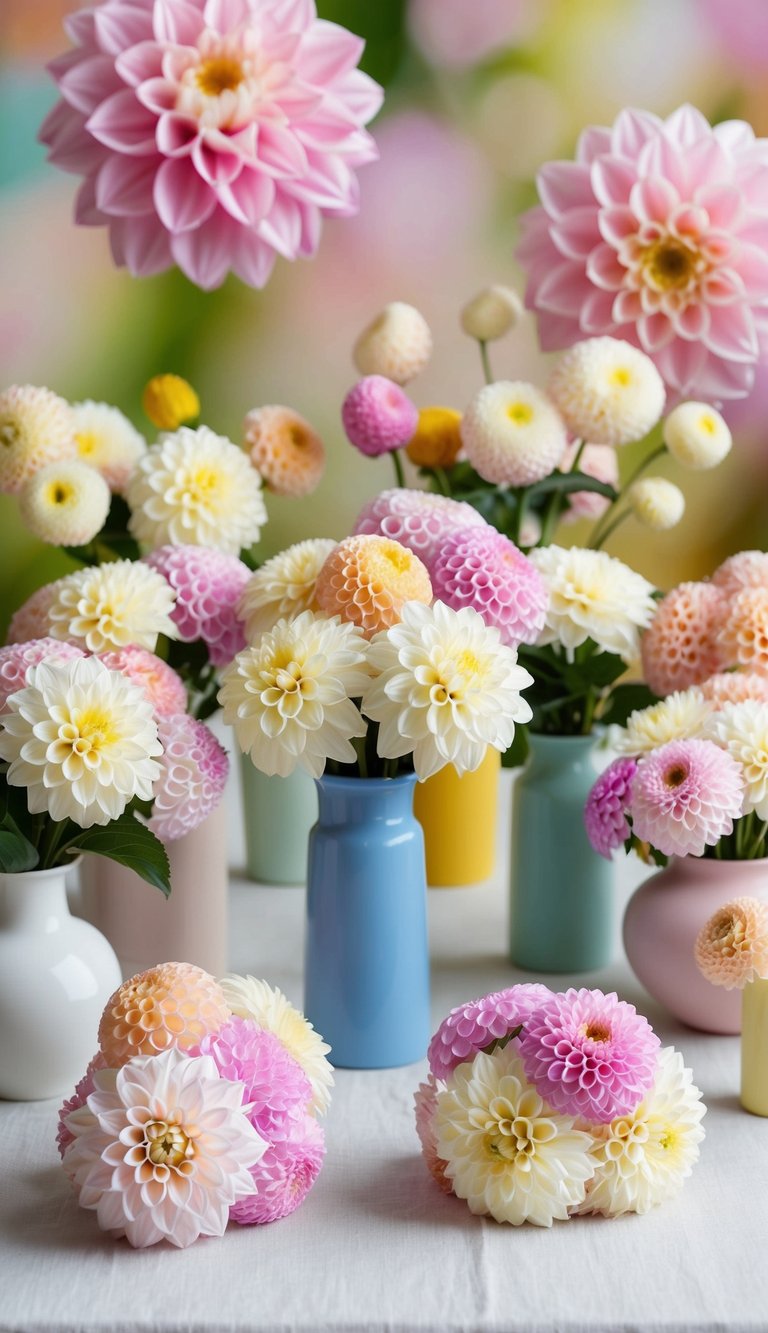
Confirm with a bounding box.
[56,1051,107,1159]
[518,987,660,1124]
[40,0,383,291]
[97,645,187,716]
[230,1112,325,1224]
[191,1015,312,1141]
[429,527,548,649]
[145,545,250,667]
[5,583,61,645]
[413,1075,453,1195]
[559,442,619,523]
[352,487,486,569]
[700,672,768,706]
[341,377,418,457]
[517,104,768,401]
[0,637,85,713]
[427,983,551,1082]
[641,581,726,697]
[148,712,228,841]
[631,738,744,858]
[712,551,768,601]
[584,756,637,859]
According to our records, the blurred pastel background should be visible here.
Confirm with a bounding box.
[1,0,767,635]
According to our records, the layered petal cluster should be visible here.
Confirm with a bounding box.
[341,376,418,457]
[427,984,550,1081]
[190,1015,312,1139]
[0,637,85,714]
[220,974,333,1114]
[5,583,60,645]
[706,701,768,819]
[97,645,188,717]
[236,538,337,641]
[712,550,768,600]
[218,609,371,778]
[414,1075,453,1195]
[518,988,660,1124]
[46,558,177,653]
[57,1052,107,1159]
[99,962,231,1066]
[617,688,712,756]
[0,384,75,494]
[429,527,548,648]
[641,581,725,696]
[148,712,229,841]
[145,544,251,666]
[631,737,744,857]
[530,545,656,662]
[243,405,325,497]
[314,535,432,638]
[0,656,161,827]
[584,756,637,859]
[718,588,768,676]
[62,1049,265,1248]
[41,0,383,290]
[517,104,768,401]
[695,896,768,989]
[230,1112,325,1225]
[72,400,146,491]
[700,672,768,706]
[352,488,486,570]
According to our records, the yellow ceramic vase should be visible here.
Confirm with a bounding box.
[413,747,500,887]
[741,977,768,1116]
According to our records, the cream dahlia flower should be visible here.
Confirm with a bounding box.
[18,460,111,547]
[460,286,522,343]
[237,539,337,642]
[63,1048,265,1248]
[0,384,76,494]
[628,477,685,531]
[460,381,568,487]
[126,425,267,554]
[72,400,147,492]
[218,610,371,779]
[663,402,732,470]
[434,1046,594,1226]
[220,975,334,1116]
[353,302,433,385]
[695,897,768,989]
[705,701,768,819]
[46,560,176,654]
[362,601,533,781]
[0,657,161,827]
[577,1047,706,1218]
[617,689,713,756]
[547,338,666,447]
[529,545,656,662]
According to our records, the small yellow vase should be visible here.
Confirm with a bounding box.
[741,978,768,1116]
[413,747,500,887]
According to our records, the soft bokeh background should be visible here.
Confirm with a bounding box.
[1,0,767,634]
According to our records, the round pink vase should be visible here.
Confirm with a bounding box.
[623,856,768,1034]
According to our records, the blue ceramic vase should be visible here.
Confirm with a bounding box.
[240,758,318,885]
[509,733,614,973]
[304,773,430,1069]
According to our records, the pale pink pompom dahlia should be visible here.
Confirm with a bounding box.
[191,1015,312,1139]
[641,582,726,697]
[517,105,768,401]
[712,551,768,601]
[97,645,187,716]
[414,1075,453,1196]
[341,377,418,457]
[584,756,637,859]
[56,1051,107,1159]
[352,488,486,570]
[231,1112,325,1224]
[427,984,551,1082]
[5,583,61,645]
[145,545,250,667]
[148,713,229,841]
[631,738,744,858]
[40,0,383,291]
[429,527,548,649]
[0,638,85,713]
[518,988,660,1124]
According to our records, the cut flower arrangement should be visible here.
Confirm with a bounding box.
[57,962,334,1246]
[415,984,705,1225]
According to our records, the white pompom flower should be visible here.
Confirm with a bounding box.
[72,400,147,492]
[46,559,176,654]
[218,610,371,779]
[18,460,111,546]
[126,425,267,554]
[0,656,162,827]
[220,974,334,1116]
[460,381,568,487]
[529,545,656,662]
[353,302,432,385]
[237,538,337,642]
[705,700,768,819]
[548,338,666,446]
[577,1047,706,1218]
[628,477,685,531]
[460,285,522,343]
[362,600,533,781]
[663,401,732,469]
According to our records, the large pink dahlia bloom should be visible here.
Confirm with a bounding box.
[40,0,383,290]
[427,984,550,1082]
[517,105,768,401]
[631,738,744,859]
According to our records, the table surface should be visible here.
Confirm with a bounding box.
[2,771,768,1333]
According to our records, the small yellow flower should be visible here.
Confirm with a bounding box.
[406,406,463,469]
[142,374,200,431]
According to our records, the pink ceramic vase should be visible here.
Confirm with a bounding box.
[623,856,768,1034]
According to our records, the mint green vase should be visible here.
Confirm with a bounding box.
[509,733,613,973]
[240,758,318,885]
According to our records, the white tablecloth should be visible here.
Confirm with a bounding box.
[2,772,768,1333]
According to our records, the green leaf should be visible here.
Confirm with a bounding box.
[0,825,39,872]
[525,471,618,503]
[70,815,171,896]
[502,726,529,769]
[599,682,660,728]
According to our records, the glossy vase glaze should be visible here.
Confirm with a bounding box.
[305,774,430,1069]
[240,757,317,885]
[0,862,121,1101]
[741,979,768,1115]
[509,733,613,972]
[79,802,228,979]
[623,856,768,1034]
[414,747,500,887]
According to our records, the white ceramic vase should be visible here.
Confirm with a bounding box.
[0,861,122,1101]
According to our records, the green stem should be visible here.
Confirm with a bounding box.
[391,449,406,489]
[581,686,598,736]
[589,442,667,548]
[590,507,631,551]
[433,466,451,497]
[353,734,368,780]
[749,820,768,860]
[479,341,493,386]
[38,819,70,871]
[569,439,586,472]
[539,489,564,546]
[512,487,528,546]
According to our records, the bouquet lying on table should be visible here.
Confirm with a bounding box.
[57,962,334,1248]
[415,985,705,1225]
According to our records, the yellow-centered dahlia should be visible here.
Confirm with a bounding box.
[663,401,731,469]
[237,538,337,642]
[72,400,147,492]
[315,535,432,639]
[617,689,712,756]
[548,338,666,446]
[18,460,111,546]
[460,381,567,487]
[47,559,176,654]
[0,384,76,494]
[99,962,231,1067]
[220,974,334,1115]
[695,898,768,989]
[628,477,685,531]
[243,405,325,498]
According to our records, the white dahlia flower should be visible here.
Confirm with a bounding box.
[460,285,522,343]
[548,338,666,447]
[529,545,656,662]
[663,402,732,470]
[46,559,176,654]
[353,302,433,385]
[705,701,768,819]
[0,384,76,494]
[237,539,337,642]
[628,477,685,531]
[220,974,334,1116]
[617,689,713,756]
[18,460,111,546]
[72,400,147,492]
[460,381,568,486]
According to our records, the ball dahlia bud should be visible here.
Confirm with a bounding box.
[353,303,432,385]
[142,374,200,431]
[18,460,111,546]
[405,407,462,469]
[460,381,567,486]
[460,285,522,342]
[628,477,685,531]
[663,402,732,470]
[342,377,419,458]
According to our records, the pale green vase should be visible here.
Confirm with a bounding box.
[509,733,614,973]
[241,758,318,885]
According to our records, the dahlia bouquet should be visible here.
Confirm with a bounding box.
[57,962,333,1247]
[415,984,705,1226]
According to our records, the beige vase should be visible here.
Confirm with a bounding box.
[741,978,768,1116]
[79,802,229,980]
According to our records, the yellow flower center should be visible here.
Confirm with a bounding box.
[196,54,245,96]
[145,1119,192,1167]
[608,366,632,389]
[187,465,220,501]
[698,413,717,435]
[507,401,534,426]
[381,543,412,573]
[46,481,75,507]
[581,1021,612,1042]
[76,431,98,458]
[456,649,482,677]
[659,1127,677,1152]
[641,237,696,292]
[64,705,118,757]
